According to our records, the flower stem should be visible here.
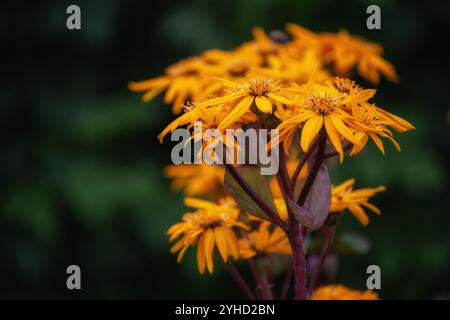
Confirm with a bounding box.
[277,149,291,194]
[323,143,353,158]
[248,259,274,300]
[308,224,336,293]
[289,129,328,300]
[289,139,318,193]
[224,163,287,231]
[224,260,256,300]
[280,257,293,300]
[296,129,327,206]
[288,223,308,300]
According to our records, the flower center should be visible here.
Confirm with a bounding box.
[192,210,228,229]
[331,77,361,94]
[357,107,380,128]
[247,78,273,96]
[308,92,340,115]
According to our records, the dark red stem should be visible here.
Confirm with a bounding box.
[224,163,287,231]
[323,143,353,158]
[289,129,327,300]
[308,225,336,293]
[289,140,318,193]
[280,258,293,300]
[225,260,256,300]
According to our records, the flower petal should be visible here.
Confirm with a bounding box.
[348,205,369,226]
[204,228,215,273]
[214,227,230,261]
[218,96,254,131]
[330,113,361,146]
[369,133,385,155]
[255,96,273,113]
[197,233,206,274]
[301,115,323,152]
[324,116,344,162]
[199,91,246,108]
[268,94,295,105]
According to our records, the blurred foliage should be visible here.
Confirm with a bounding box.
[0,0,449,299]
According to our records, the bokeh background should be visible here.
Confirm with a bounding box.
[1,0,449,299]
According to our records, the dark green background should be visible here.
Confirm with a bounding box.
[1,0,449,299]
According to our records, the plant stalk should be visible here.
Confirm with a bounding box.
[289,129,327,300]
[224,260,256,300]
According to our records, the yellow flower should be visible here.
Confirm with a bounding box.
[129,57,212,114]
[201,49,258,80]
[327,77,414,155]
[253,45,331,86]
[199,77,295,131]
[242,27,283,67]
[190,105,257,157]
[332,29,398,84]
[330,179,385,226]
[277,76,362,162]
[157,104,256,165]
[164,164,225,197]
[158,103,257,144]
[238,221,291,259]
[286,23,330,55]
[373,106,415,133]
[286,23,398,84]
[348,103,402,155]
[311,285,379,300]
[167,197,248,274]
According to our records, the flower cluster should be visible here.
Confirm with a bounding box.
[131,24,414,300]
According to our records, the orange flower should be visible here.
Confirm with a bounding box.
[167,197,248,274]
[311,284,379,300]
[331,179,385,226]
[129,58,214,114]
[198,77,295,131]
[238,221,291,259]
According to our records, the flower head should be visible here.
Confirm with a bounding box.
[199,77,295,131]
[158,102,256,144]
[332,29,398,84]
[334,79,415,155]
[238,221,291,259]
[331,179,385,226]
[287,24,398,84]
[277,77,362,161]
[167,197,248,274]
[129,58,211,114]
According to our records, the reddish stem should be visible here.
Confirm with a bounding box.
[224,260,256,300]
[248,259,274,300]
[308,225,336,293]
[224,163,287,231]
[280,257,293,300]
[289,140,318,193]
[323,143,353,158]
[289,129,327,300]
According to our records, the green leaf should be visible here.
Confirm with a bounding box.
[224,165,278,220]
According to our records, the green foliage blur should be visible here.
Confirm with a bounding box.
[1,0,449,299]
